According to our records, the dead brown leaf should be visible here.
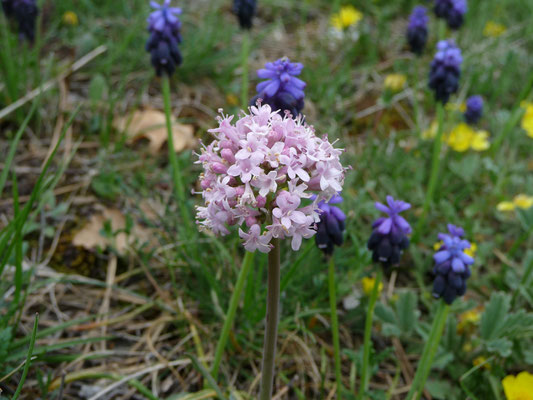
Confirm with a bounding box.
[114,108,196,155]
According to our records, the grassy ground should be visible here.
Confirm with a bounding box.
[1,0,533,398]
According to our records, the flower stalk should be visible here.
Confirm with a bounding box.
[259,238,281,400]
[358,267,383,399]
[328,255,343,399]
[240,32,250,109]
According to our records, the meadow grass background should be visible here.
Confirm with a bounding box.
[1,0,533,398]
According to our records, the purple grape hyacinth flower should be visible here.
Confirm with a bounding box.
[428,40,462,104]
[434,0,467,30]
[251,57,306,117]
[314,194,346,255]
[2,0,39,42]
[407,6,429,55]
[367,196,411,268]
[432,224,474,304]
[145,0,183,76]
[464,95,483,125]
[233,0,256,30]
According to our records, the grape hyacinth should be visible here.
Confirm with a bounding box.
[196,103,345,253]
[251,58,306,118]
[434,0,467,30]
[314,194,346,255]
[428,40,462,104]
[432,224,474,304]
[233,0,256,30]
[464,95,483,125]
[367,196,411,268]
[407,6,429,55]
[145,0,183,77]
[1,0,39,42]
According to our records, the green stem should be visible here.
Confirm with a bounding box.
[211,251,255,379]
[358,268,383,400]
[413,102,445,243]
[241,33,250,109]
[406,301,449,400]
[259,238,281,400]
[161,75,191,229]
[328,256,343,399]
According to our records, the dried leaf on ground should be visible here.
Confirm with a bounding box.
[114,108,196,155]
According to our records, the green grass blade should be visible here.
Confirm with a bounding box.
[12,313,39,400]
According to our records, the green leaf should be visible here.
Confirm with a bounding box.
[374,303,396,325]
[0,328,12,361]
[480,292,510,340]
[396,291,419,334]
[485,338,513,357]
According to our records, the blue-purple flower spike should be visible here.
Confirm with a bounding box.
[407,6,429,55]
[434,0,467,30]
[428,40,462,104]
[464,95,483,125]
[367,196,411,268]
[233,0,256,30]
[145,0,183,77]
[315,195,346,255]
[250,57,307,118]
[432,224,474,304]
[2,0,39,42]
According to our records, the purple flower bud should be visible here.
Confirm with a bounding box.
[2,0,39,42]
[434,0,467,30]
[233,0,256,30]
[428,40,462,104]
[407,6,429,55]
[314,194,346,255]
[464,95,483,125]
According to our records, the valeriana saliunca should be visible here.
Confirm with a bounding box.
[434,0,467,30]
[429,40,462,104]
[432,224,474,304]
[367,196,411,268]
[407,6,429,55]
[464,95,483,125]
[233,0,256,30]
[314,194,346,255]
[251,57,307,119]
[1,0,39,42]
[145,0,183,76]
[195,103,346,253]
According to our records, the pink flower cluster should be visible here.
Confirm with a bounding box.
[196,103,345,253]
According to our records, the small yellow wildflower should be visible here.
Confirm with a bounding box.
[331,6,363,31]
[483,21,507,38]
[464,243,477,258]
[384,74,407,92]
[470,130,490,151]
[513,194,533,210]
[497,201,516,212]
[521,102,533,138]
[422,120,438,140]
[433,240,444,251]
[457,308,481,335]
[447,123,474,152]
[62,11,79,26]
[361,276,383,296]
[445,102,466,113]
[502,371,533,400]
[473,356,491,370]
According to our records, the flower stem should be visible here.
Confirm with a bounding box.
[358,268,383,400]
[259,238,281,400]
[413,102,445,242]
[162,75,191,230]
[328,256,343,399]
[405,301,449,400]
[241,32,250,109]
[211,251,255,379]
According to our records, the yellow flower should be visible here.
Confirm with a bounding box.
[422,120,438,140]
[361,276,383,296]
[498,201,516,212]
[502,371,533,400]
[445,102,467,113]
[62,11,79,26]
[521,102,533,138]
[513,194,533,210]
[447,123,474,152]
[464,242,477,258]
[384,74,407,92]
[470,130,490,151]
[483,21,507,37]
[473,356,492,370]
[331,6,363,31]
[457,309,481,335]
[433,240,444,251]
